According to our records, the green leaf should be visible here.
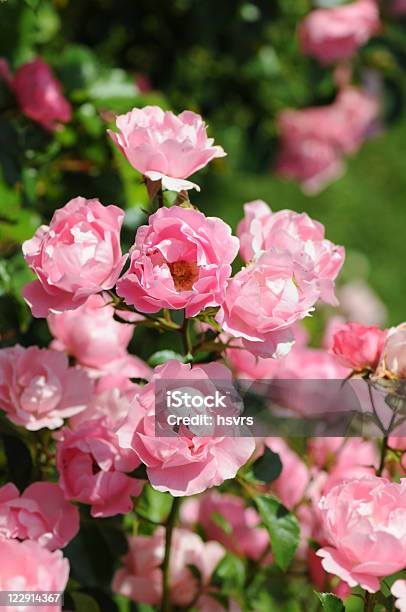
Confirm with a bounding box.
[254,495,299,571]
[252,447,283,484]
[316,593,345,611]
[88,68,138,113]
[213,552,246,590]
[71,592,101,612]
[148,350,184,367]
[135,484,173,524]
[210,511,233,535]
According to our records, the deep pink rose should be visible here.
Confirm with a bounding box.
[116,206,239,317]
[182,491,269,560]
[0,58,71,131]
[331,322,387,370]
[237,201,344,305]
[23,197,126,318]
[56,418,143,517]
[0,539,69,611]
[0,482,79,550]
[0,345,91,431]
[299,0,380,64]
[112,527,225,607]
[317,477,406,592]
[48,294,151,380]
[117,360,255,496]
[265,438,310,509]
[377,323,406,378]
[392,580,406,612]
[108,106,226,191]
[216,249,326,358]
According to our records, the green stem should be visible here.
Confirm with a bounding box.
[377,435,388,477]
[364,591,375,612]
[161,497,181,612]
[181,313,193,360]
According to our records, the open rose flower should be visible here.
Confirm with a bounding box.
[48,294,151,380]
[56,418,143,517]
[237,201,344,305]
[216,250,321,358]
[117,360,255,496]
[0,58,71,131]
[331,322,387,370]
[299,0,380,64]
[0,345,91,431]
[108,105,226,191]
[0,482,79,550]
[0,539,69,611]
[112,527,225,608]
[317,477,406,592]
[23,197,126,318]
[376,323,406,378]
[392,580,406,612]
[116,206,239,317]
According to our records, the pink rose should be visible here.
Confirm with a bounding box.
[377,323,406,378]
[0,482,79,551]
[317,477,406,592]
[0,345,91,430]
[182,491,269,560]
[338,280,387,326]
[331,322,387,370]
[22,197,126,318]
[393,0,406,14]
[265,438,309,509]
[392,580,406,612]
[0,58,71,131]
[0,539,69,611]
[108,106,226,191]
[70,387,132,429]
[116,206,239,317]
[117,360,255,496]
[299,0,380,64]
[56,417,143,517]
[112,527,225,607]
[237,201,344,304]
[48,294,151,380]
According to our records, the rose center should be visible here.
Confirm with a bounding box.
[168,260,198,291]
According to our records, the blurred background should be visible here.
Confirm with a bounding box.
[0,0,405,353]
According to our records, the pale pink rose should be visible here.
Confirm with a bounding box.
[377,323,406,378]
[182,491,269,560]
[216,250,324,358]
[320,439,378,494]
[334,87,380,154]
[48,294,151,380]
[70,387,132,429]
[299,0,380,64]
[108,106,226,192]
[338,280,387,327]
[116,206,239,317]
[331,322,387,370]
[307,546,351,598]
[0,58,71,131]
[113,527,224,607]
[0,482,79,551]
[265,438,310,509]
[0,345,91,431]
[22,197,126,318]
[237,201,344,305]
[317,477,406,592]
[392,580,406,612]
[0,539,69,611]
[117,360,255,496]
[388,437,406,451]
[196,595,242,612]
[56,418,143,517]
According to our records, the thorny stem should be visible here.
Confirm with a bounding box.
[161,497,181,612]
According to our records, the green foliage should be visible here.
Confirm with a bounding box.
[252,447,283,483]
[135,484,174,524]
[316,592,346,611]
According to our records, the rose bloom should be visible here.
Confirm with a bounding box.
[317,477,406,592]
[108,105,226,191]
[376,323,406,378]
[70,387,133,429]
[0,482,79,550]
[265,438,309,509]
[117,360,255,496]
[0,345,91,431]
[0,539,69,612]
[331,322,387,370]
[237,200,344,305]
[181,491,269,561]
[23,197,126,318]
[392,580,406,612]
[338,280,387,327]
[48,294,151,380]
[112,527,225,608]
[299,0,380,64]
[0,58,71,131]
[56,417,143,517]
[116,206,239,317]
